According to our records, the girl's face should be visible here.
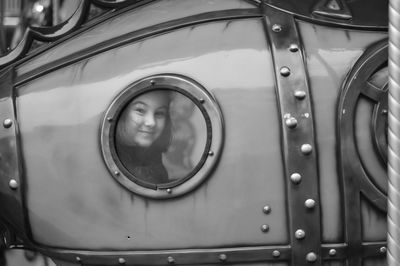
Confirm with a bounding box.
[120,91,169,147]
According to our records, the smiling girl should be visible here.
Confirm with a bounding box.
[115,90,172,185]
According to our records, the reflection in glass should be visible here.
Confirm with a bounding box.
[115,90,206,186]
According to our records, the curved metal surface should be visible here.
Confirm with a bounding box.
[262,5,322,265]
[338,39,388,265]
[17,17,288,253]
[0,69,28,242]
[388,0,400,264]
[16,0,258,79]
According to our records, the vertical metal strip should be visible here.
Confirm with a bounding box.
[388,0,400,264]
[262,4,322,265]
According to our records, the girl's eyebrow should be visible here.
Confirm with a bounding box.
[132,101,147,106]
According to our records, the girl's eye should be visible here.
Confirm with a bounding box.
[134,107,146,115]
[155,110,167,118]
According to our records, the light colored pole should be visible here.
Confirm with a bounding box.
[388,0,400,265]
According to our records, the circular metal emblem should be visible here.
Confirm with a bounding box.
[101,75,223,198]
[338,39,388,210]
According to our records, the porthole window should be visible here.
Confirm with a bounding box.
[101,75,223,198]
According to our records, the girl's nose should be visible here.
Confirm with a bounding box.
[144,113,156,127]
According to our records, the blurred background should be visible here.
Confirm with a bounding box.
[0,0,101,56]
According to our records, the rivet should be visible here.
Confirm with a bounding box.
[166,188,172,194]
[9,179,18,190]
[208,151,214,156]
[382,109,388,115]
[290,173,302,184]
[295,229,305,240]
[280,67,291,77]
[329,249,337,256]
[263,205,271,214]
[285,117,298,129]
[301,144,312,155]
[76,256,81,262]
[107,117,113,122]
[199,98,205,104]
[118,258,126,264]
[261,224,269,232]
[289,44,299,52]
[150,80,156,86]
[272,24,282,32]
[167,256,175,264]
[272,250,280,258]
[3,118,12,128]
[305,199,316,209]
[380,246,387,253]
[283,113,291,119]
[218,254,227,262]
[306,252,317,263]
[114,171,120,176]
[294,90,306,100]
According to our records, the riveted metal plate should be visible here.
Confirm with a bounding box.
[262,5,322,265]
[0,69,28,241]
[101,74,223,199]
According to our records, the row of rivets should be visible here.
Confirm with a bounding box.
[262,204,271,234]
[3,119,18,190]
[273,20,318,265]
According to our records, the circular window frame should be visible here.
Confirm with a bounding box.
[101,74,224,199]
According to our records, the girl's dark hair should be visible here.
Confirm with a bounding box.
[151,109,172,152]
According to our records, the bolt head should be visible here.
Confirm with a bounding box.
[294,90,306,100]
[167,256,175,264]
[290,173,302,184]
[329,249,337,256]
[301,144,312,155]
[166,188,172,194]
[280,67,291,77]
[306,252,317,263]
[9,179,18,190]
[289,44,299,52]
[285,117,298,129]
[263,205,271,214]
[272,24,282,32]
[218,254,227,262]
[272,250,281,258]
[3,118,12,128]
[118,258,126,264]
[261,224,269,232]
[380,246,387,253]
[295,229,305,239]
[305,199,316,209]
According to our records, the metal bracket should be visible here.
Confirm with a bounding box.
[262,5,322,265]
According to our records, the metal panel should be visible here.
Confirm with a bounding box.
[17,18,288,252]
[262,5,322,265]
